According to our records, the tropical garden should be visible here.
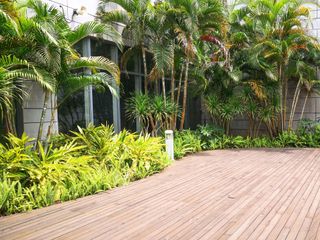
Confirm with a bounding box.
[1,0,320,215]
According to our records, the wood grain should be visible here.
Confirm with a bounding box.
[0,149,319,240]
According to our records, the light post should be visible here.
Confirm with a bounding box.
[165,130,174,161]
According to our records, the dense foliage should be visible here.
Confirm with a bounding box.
[202,0,320,136]
[99,0,225,130]
[2,120,320,215]
[98,0,320,136]
[174,121,320,159]
[0,0,121,140]
[0,125,170,216]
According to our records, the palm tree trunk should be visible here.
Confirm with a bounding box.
[283,75,288,130]
[36,90,49,145]
[3,110,14,135]
[174,64,184,130]
[170,50,175,129]
[300,92,310,121]
[142,46,148,94]
[288,80,301,130]
[179,60,189,130]
[162,71,166,104]
[46,94,57,139]
[278,63,284,132]
[170,52,175,103]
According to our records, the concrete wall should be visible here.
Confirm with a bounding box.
[23,81,58,139]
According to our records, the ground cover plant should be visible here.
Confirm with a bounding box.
[174,121,320,159]
[0,125,170,216]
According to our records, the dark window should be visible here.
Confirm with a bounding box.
[91,38,114,126]
[58,41,86,133]
[120,73,136,132]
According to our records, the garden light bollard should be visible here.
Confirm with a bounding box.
[165,130,174,160]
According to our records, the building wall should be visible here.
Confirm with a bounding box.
[23,82,58,139]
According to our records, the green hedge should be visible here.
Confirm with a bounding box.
[174,123,320,159]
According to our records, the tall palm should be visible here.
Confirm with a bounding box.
[0,1,55,135]
[167,0,224,129]
[98,0,153,93]
[236,0,319,131]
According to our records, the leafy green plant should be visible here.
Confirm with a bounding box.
[196,124,224,149]
[126,93,179,136]
[0,125,171,216]
[174,130,203,159]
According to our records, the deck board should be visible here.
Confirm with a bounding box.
[1,149,320,240]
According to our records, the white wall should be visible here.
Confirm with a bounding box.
[43,0,99,24]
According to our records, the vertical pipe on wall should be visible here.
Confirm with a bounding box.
[111,45,121,133]
[82,38,94,126]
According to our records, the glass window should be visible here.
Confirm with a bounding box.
[91,38,114,126]
[91,38,112,59]
[58,41,86,133]
[120,73,137,132]
[58,91,86,133]
[119,48,135,72]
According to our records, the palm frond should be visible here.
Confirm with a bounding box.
[69,56,120,84]
[58,73,117,106]
[66,21,122,48]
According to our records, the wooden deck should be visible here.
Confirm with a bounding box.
[1,149,320,240]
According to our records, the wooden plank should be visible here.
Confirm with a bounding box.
[0,149,319,240]
[144,150,304,240]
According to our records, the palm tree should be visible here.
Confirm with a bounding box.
[98,0,153,93]
[236,0,319,131]
[167,0,224,129]
[22,0,122,142]
[0,0,55,135]
[0,56,52,134]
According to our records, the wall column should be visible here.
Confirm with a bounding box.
[82,38,94,126]
[111,45,121,132]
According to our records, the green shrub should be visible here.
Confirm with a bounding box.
[196,124,224,149]
[173,125,320,158]
[174,130,203,159]
[0,125,171,216]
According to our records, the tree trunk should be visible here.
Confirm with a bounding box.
[36,90,49,146]
[46,93,57,139]
[170,49,175,129]
[162,71,166,104]
[278,63,284,132]
[300,92,310,121]
[149,115,156,136]
[288,80,301,130]
[179,60,189,130]
[3,109,14,135]
[142,47,148,94]
[174,64,184,130]
[170,51,175,103]
[282,74,288,130]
